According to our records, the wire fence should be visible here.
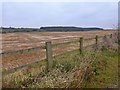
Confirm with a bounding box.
[1,32,118,77]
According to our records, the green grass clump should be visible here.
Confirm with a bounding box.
[2,47,118,88]
[85,48,118,88]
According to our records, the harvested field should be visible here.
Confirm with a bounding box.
[1,30,116,52]
[1,30,117,71]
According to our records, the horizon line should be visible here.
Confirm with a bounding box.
[1,25,116,29]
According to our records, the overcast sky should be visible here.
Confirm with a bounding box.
[1,2,118,29]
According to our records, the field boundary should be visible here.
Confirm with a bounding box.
[1,36,103,56]
[1,33,117,77]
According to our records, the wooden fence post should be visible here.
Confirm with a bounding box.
[79,37,83,54]
[110,34,112,39]
[114,32,118,43]
[95,35,98,50]
[45,41,53,71]
[95,35,98,45]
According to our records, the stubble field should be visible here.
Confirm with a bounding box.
[1,30,117,71]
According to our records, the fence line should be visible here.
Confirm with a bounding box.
[1,46,46,57]
[1,35,105,57]
[1,33,117,77]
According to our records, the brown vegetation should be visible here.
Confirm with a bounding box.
[1,30,117,71]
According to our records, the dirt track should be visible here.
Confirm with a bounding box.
[1,30,117,71]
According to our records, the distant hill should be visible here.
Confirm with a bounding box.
[1,26,104,33]
[40,26,104,32]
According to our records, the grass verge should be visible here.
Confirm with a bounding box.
[84,48,118,88]
[2,47,118,88]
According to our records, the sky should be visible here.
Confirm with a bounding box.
[1,2,118,29]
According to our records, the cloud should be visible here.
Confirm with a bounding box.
[0,2,2,26]
[2,2,118,29]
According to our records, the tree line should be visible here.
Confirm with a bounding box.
[0,26,104,33]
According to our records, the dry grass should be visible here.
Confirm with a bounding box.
[2,31,117,70]
[2,49,95,88]
[3,46,118,88]
[2,31,118,88]
[2,30,116,52]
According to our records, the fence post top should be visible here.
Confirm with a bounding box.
[46,41,51,43]
[80,37,83,39]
